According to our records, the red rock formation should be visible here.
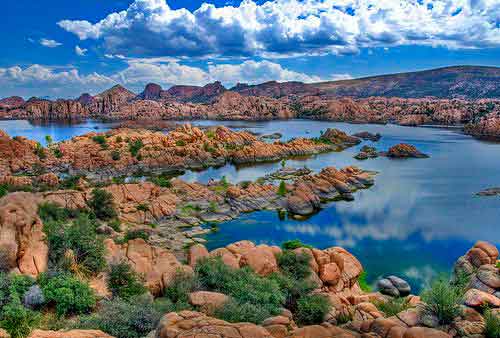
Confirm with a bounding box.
[0,130,41,176]
[0,96,25,108]
[85,85,136,116]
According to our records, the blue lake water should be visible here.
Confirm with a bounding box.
[1,119,499,291]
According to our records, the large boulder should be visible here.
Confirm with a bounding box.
[239,244,280,276]
[377,276,411,297]
[0,193,48,276]
[188,291,230,313]
[188,243,209,267]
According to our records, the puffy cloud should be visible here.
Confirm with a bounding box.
[75,45,88,56]
[58,0,500,58]
[0,60,339,98]
[39,38,62,48]
[0,64,115,98]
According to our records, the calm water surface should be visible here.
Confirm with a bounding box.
[1,119,499,291]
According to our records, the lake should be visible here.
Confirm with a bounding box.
[1,119,499,291]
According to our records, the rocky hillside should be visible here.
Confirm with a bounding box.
[313,66,500,100]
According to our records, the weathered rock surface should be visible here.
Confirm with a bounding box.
[28,330,113,338]
[377,276,411,297]
[381,144,429,158]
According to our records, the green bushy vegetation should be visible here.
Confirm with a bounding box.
[420,277,466,325]
[78,295,160,338]
[0,298,40,338]
[111,150,121,161]
[277,180,287,196]
[123,229,149,242]
[88,188,117,220]
[281,239,313,250]
[136,203,150,212]
[295,294,331,326]
[34,142,46,159]
[107,262,147,300]
[150,175,172,188]
[52,147,63,158]
[175,140,186,146]
[358,271,372,292]
[39,273,96,317]
[0,184,9,198]
[41,205,106,276]
[484,308,500,338]
[128,139,144,157]
[277,250,311,280]
[374,297,410,317]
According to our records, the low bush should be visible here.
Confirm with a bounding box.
[107,262,147,300]
[195,258,285,322]
[136,203,150,212]
[278,180,287,196]
[44,213,106,276]
[294,294,330,326]
[108,219,121,232]
[281,239,313,250]
[358,271,372,292]
[420,278,464,325]
[0,183,8,198]
[52,147,63,158]
[0,298,41,338]
[124,229,149,242]
[59,175,82,190]
[484,308,500,338]
[215,299,271,324]
[39,273,96,317]
[277,250,312,280]
[88,188,117,220]
[164,271,197,304]
[374,297,410,317]
[150,176,171,188]
[34,142,46,159]
[78,295,161,338]
[111,150,121,161]
[38,202,72,223]
[92,135,107,147]
[175,140,186,146]
[128,139,144,157]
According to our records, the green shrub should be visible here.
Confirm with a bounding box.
[240,180,251,189]
[164,271,196,304]
[88,188,117,220]
[358,271,372,292]
[215,299,271,324]
[269,272,316,312]
[277,250,311,280]
[78,295,161,338]
[59,175,82,190]
[39,273,96,317]
[92,135,107,146]
[107,262,146,300]
[175,140,186,146]
[108,219,121,232]
[195,258,284,321]
[111,150,121,161]
[278,180,287,196]
[124,229,149,242]
[52,147,63,158]
[38,202,72,223]
[0,298,40,338]
[34,142,46,159]
[206,130,215,139]
[136,203,149,212]
[153,297,192,314]
[0,184,8,198]
[374,297,410,317]
[115,136,123,143]
[45,135,53,145]
[420,278,464,325]
[281,239,312,250]
[150,176,171,188]
[128,139,143,157]
[484,308,500,338]
[295,294,330,326]
[43,213,106,275]
[496,261,500,269]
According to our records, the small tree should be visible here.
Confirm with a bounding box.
[45,135,53,146]
[278,181,287,197]
[88,188,117,220]
[281,159,286,168]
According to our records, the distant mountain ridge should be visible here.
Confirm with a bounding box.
[312,66,500,99]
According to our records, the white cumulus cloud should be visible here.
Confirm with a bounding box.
[0,60,340,98]
[39,38,62,48]
[57,0,500,58]
[75,45,88,56]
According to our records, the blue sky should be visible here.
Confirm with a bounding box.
[1,0,499,99]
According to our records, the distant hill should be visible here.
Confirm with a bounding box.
[312,66,500,99]
[229,66,500,100]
